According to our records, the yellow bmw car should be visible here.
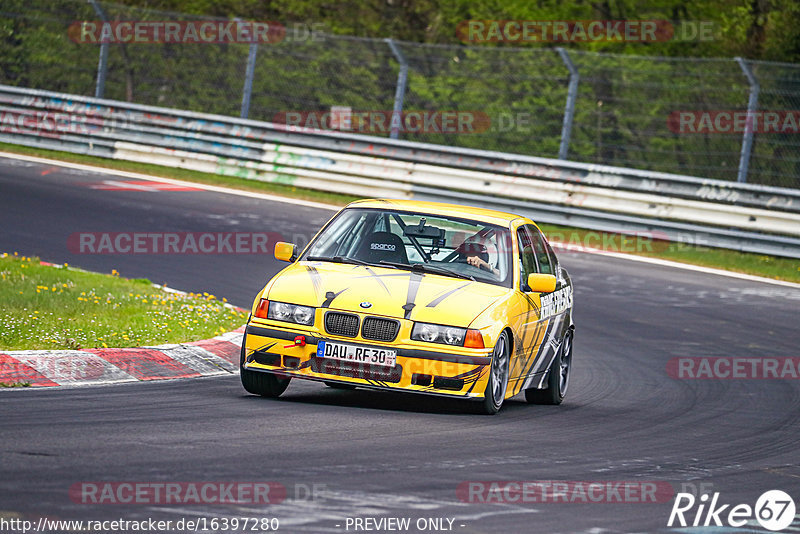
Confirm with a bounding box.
[241,199,574,414]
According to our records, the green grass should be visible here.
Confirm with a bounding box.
[1,143,798,283]
[0,253,247,351]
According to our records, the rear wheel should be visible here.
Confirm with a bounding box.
[525,330,572,405]
[240,336,291,398]
[479,331,510,415]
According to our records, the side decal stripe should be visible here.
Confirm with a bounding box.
[306,265,323,300]
[425,282,470,308]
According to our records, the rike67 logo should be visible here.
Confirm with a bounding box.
[668,490,796,531]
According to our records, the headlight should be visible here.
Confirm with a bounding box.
[292,305,314,325]
[267,300,315,326]
[411,322,466,346]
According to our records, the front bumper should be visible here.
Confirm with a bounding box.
[243,323,491,398]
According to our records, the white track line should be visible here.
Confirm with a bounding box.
[0,151,341,211]
[2,151,798,289]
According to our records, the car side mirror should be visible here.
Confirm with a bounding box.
[274,242,297,262]
[527,273,557,293]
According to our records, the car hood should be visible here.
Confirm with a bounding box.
[266,261,508,326]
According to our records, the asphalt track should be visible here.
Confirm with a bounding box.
[1,154,800,533]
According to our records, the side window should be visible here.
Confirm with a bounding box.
[541,231,559,275]
[516,227,539,291]
[528,226,554,275]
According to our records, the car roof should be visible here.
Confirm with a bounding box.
[345,199,530,227]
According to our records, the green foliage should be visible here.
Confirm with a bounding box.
[106,0,800,60]
[1,0,799,187]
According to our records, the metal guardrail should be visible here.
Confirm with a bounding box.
[9,0,800,187]
[1,84,800,258]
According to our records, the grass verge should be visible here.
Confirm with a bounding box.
[0,253,246,351]
[1,142,798,283]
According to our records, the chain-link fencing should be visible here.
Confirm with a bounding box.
[2,0,799,187]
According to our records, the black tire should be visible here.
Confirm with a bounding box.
[525,330,572,405]
[240,335,290,398]
[324,381,356,390]
[478,331,510,415]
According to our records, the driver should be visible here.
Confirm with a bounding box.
[455,240,500,276]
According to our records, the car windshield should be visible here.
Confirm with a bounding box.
[302,208,513,288]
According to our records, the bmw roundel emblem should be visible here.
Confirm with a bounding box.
[360,301,372,309]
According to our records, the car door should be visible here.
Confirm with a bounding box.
[520,225,574,391]
[506,224,551,395]
[509,224,558,394]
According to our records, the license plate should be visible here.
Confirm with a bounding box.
[316,341,397,368]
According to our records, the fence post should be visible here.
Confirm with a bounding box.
[89,0,109,99]
[385,38,408,140]
[240,42,258,119]
[239,18,258,119]
[735,57,759,184]
[556,47,579,160]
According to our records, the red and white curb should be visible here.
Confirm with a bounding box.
[0,328,244,388]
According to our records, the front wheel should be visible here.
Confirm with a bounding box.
[240,336,291,398]
[479,331,510,415]
[525,330,572,405]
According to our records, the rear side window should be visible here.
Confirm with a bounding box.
[539,230,559,275]
[526,225,555,275]
[517,226,539,290]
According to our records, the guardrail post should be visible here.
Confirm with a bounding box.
[89,0,109,99]
[556,47,579,160]
[735,57,759,184]
[385,38,408,140]
[240,21,258,119]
